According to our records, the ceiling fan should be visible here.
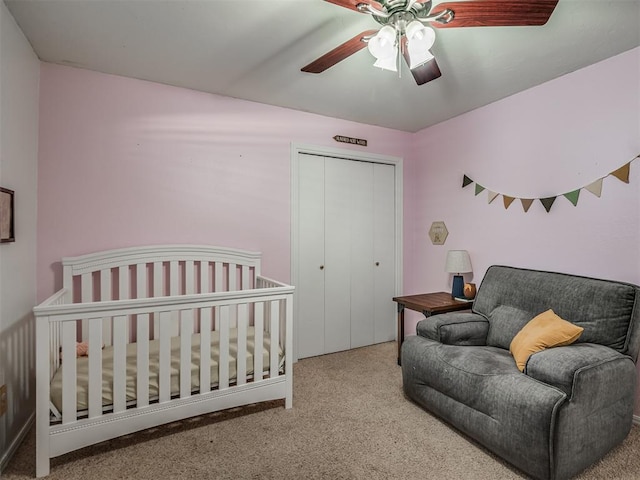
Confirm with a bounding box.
[301,0,559,85]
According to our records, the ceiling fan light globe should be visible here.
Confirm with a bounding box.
[408,47,434,69]
[406,21,436,50]
[368,25,397,60]
[373,49,398,72]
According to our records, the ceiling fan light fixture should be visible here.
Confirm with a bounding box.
[367,25,397,59]
[406,21,436,50]
[373,49,398,72]
[407,47,434,69]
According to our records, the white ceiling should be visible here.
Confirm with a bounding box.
[5,0,640,132]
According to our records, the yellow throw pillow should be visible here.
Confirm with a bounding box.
[509,309,584,372]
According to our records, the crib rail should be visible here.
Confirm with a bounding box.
[35,282,293,474]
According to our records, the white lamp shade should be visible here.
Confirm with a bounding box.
[406,22,436,68]
[373,48,398,72]
[445,250,472,274]
[407,46,434,69]
[405,21,435,50]
[368,26,397,60]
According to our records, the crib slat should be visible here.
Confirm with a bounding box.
[100,269,113,346]
[80,273,92,341]
[185,261,196,333]
[270,301,280,377]
[158,311,171,403]
[61,322,77,424]
[170,261,179,336]
[136,315,150,408]
[153,262,162,339]
[254,303,264,381]
[241,265,250,290]
[214,262,223,292]
[119,266,129,300]
[199,309,212,394]
[180,309,193,398]
[185,261,194,294]
[236,303,247,385]
[219,305,230,389]
[88,319,103,419]
[200,262,210,293]
[112,315,127,413]
[228,264,237,292]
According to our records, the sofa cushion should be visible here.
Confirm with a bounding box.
[525,343,632,398]
[510,309,584,371]
[416,312,489,345]
[484,304,532,350]
[474,266,638,355]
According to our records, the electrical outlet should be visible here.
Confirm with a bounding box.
[0,384,7,416]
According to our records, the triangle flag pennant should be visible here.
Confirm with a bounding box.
[503,196,515,209]
[540,197,557,213]
[563,189,580,207]
[462,175,473,188]
[585,178,603,197]
[521,198,534,213]
[610,163,630,183]
[475,184,485,196]
[487,191,499,204]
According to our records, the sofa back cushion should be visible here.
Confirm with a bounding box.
[474,266,638,356]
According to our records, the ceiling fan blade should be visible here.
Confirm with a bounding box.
[302,29,378,74]
[409,58,442,85]
[323,0,384,13]
[431,0,559,28]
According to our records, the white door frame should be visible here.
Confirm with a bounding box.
[290,143,403,362]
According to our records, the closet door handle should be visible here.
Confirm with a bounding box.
[375,262,380,266]
[320,265,325,270]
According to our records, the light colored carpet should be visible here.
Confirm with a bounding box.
[4,342,640,479]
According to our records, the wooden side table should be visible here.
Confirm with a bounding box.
[393,292,473,365]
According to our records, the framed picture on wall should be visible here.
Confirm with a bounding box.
[0,187,15,243]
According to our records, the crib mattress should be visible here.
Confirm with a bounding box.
[50,327,282,414]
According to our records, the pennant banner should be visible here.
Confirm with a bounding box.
[503,196,515,209]
[462,155,638,213]
[563,189,580,207]
[521,199,534,213]
[585,179,603,197]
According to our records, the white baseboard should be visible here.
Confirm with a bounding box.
[0,412,34,473]
[634,415,640,426]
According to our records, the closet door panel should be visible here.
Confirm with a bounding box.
[297,154,326,358]
[324,157,352,354]
[350,161,375,348]
[373,163,397,343]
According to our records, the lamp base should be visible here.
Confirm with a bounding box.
[451,275,464,298]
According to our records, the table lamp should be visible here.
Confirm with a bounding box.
[445,250,472,299]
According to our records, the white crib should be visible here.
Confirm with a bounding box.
[34,245,294,477]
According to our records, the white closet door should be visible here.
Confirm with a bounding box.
[297,154,326,358]
[296,152,397,359]
[350,161,375,348]
[324,157,352,354]
[373,163,396,343]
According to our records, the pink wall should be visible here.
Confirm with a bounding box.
[403,47,640,412]
[37,63,411,302]
[38,48,640,412]
[403,46,640,327]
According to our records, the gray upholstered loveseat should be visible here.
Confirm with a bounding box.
[402,265,640,480]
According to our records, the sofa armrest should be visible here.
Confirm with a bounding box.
[525,343,634,399]
[416,312,489,345]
